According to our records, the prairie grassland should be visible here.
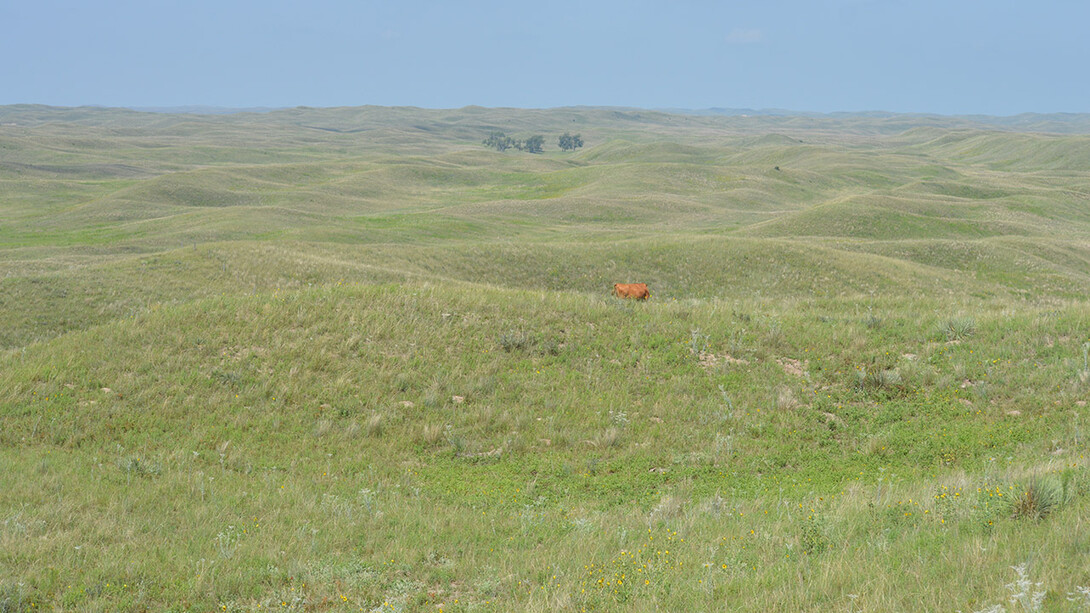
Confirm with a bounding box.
[2,106,1090,611]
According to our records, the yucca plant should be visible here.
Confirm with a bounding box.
[936,316,976,341]
[1011,477,1062,521]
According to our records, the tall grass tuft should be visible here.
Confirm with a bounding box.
[1078,342,1090,388]
[365,413,384,437]
[594,427,622,448]
[419,423,444,447]
[775,385,797,410]
[648,495,683,526]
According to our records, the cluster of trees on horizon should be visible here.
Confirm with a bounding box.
[483,131,583,153]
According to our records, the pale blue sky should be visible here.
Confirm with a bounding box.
[2,0,1087,114]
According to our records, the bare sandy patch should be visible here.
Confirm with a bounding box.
[778,358,808,377]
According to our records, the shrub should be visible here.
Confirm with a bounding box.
[863,307,882,329]
[800,515,829,555]
[498,330,532,352]
[0,582,33,613]
[689,328,710,357]
[117,455,161,479]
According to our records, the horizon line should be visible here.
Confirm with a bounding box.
[1,102,1089,120]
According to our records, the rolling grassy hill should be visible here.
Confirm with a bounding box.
[2,105,1090,612]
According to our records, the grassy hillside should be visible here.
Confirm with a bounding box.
[2,105,1090,611]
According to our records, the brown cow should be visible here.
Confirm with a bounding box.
[613,283,650,300]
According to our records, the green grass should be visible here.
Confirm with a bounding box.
[2,105,1090,611]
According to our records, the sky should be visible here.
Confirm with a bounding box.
[2,0,1087,115]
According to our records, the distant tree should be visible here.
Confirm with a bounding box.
[522,135,545,154]
[483,131,515,152]
[558,132,584,152]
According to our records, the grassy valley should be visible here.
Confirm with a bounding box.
[2,105,1090,612]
